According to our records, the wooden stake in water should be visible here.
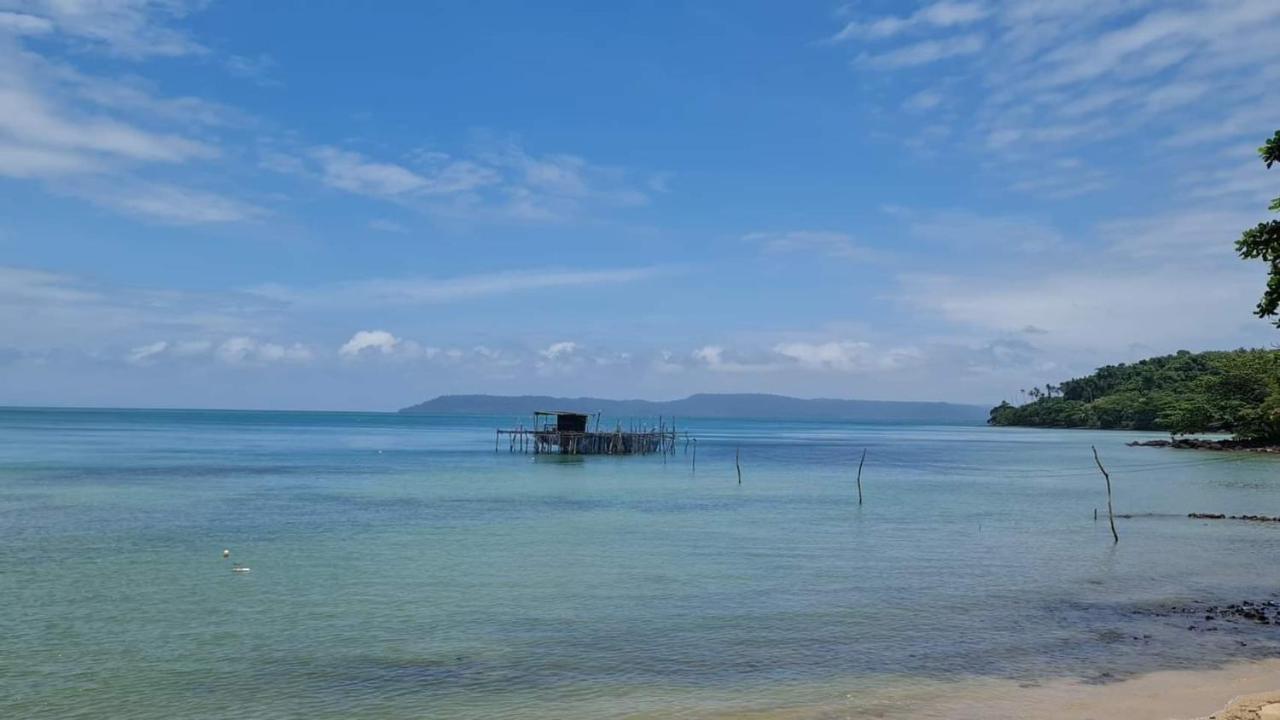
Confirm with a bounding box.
[1091,445,1119,543]
[856,448,866,506]
[735,447,742,485]
[691,438,697,473]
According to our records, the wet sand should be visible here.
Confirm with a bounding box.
[1210,690,1280,720]
[686,659,1280,720]
[906,659,1280,720]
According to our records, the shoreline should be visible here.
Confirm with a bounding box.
[905,659,1280,720]
[1128,438,1280,454]
[694,659,1280,719]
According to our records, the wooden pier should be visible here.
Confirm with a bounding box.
[497,411,684,456]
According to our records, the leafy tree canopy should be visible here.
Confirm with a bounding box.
[1236,130,1280,322]
[988,349,1280,441]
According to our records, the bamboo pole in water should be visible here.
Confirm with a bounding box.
[856,448,866,506]
[735,447,742,485]
[1091,445,1119,543]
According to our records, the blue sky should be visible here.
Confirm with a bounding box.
[2,0,1279,410]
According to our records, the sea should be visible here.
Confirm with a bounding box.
[2,407,1279,719]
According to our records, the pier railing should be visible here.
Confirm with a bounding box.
[495,426,684,455]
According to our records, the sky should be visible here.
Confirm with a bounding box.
[1,0,1279,410]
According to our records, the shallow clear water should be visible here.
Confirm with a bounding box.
[2,408,1280,718]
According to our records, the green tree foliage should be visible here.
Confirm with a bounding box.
[988,349,1280,441]
[1236,130,1280,324]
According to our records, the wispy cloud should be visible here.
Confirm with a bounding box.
[74,180,264,223]
[859,33,984,68]
[831,1,988,42]
[745,230,878,261]
[829,0,1280,200]
[250,266,669,308]
[126,337,308,366]
[305,146,499,198]
[263,138,651,223]
[0,0,208,57]
[885,207,1064,254]
[895,206,1275,352]
[0,264,279,354]
[773,340,922,372]
[0,5,256,223]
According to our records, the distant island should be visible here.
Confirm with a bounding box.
[988,349,1280,443]
[401,393,989,424]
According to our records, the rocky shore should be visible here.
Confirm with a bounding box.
[1134,598,1280,637]
[1189,513,1280,523]
[1127,438,1280,453]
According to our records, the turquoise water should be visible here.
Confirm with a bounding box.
[3,408,1280,718]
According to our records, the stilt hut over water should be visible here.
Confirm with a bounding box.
[496,410,682,456]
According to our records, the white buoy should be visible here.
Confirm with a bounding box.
[222,549,230,559]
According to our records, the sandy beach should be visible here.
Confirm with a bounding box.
[907,659,1280,720]
[688,659,1280,720]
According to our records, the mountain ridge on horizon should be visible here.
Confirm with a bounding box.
[399,393,989,423]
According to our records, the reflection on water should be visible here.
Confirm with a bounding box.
[1,409,1279,719]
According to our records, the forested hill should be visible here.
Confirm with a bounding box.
[402,393,989,423]
[988,349,1280,440]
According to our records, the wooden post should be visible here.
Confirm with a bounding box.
[691,438,697,472]
[856,448,866,506]
[735,447,742,485]
[1092,445,1119,543]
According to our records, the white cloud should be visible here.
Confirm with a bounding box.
[691,345,779,374]
[0,0,207,57]
[340,330,401,357]
[0,80,217,166]
[1101,209,1260,259]
[832,1,988,41]
[539,341,579,360]
[0,264,280,355]
[216,337,312,365]
[534,340,584,374]
[773,340,922,372]
[337,330,452,362]
[76,181,262,224]
[0,10,52,34]
[859,34,985,68]
[831,0,1280,199]
[303,146,502,199]
[899,259,1271,352]
[308,146,434,196]
[0,140,103,177]
[0,8,256,223]
[126,336,310,366]
[126,339,167,364]
[256,137,652,223]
